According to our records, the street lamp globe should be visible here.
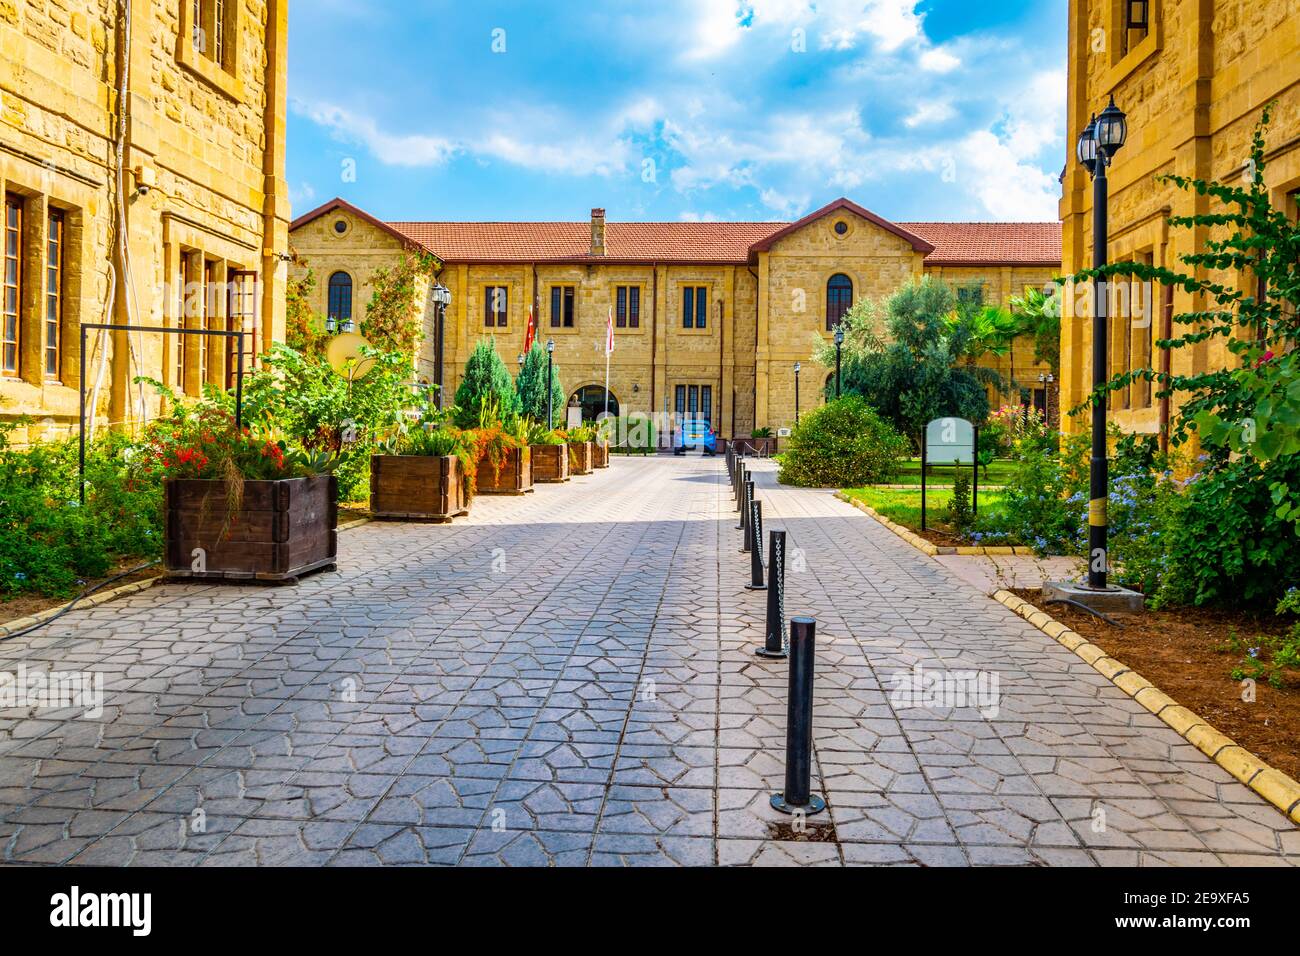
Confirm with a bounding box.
[794,361,801,374]
[517,352,524,366]
[1096,97,1127,160]
[833,325,845,347]
[547,338,555,354]
[1076,114,1098,174]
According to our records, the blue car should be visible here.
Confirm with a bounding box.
[675,419,717,456]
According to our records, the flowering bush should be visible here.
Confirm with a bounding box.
[135,405,326,482]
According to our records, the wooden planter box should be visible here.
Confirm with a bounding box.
[569,440,594,475]
[592,442,609,469]
[476,445,533,495]
[370,454,468,521]
[164,475,337,583]
[531,443,570,483]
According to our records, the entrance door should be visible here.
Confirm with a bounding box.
[571,384,619,423]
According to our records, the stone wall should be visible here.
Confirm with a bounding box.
[0,0,289,442]
[291,202,1059,442]
[1061,0,1300,440]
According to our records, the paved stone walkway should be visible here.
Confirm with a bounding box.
[0,456,1296,866]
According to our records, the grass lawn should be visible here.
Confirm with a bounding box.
[842,485,1016,542]
[882,458,1016,487]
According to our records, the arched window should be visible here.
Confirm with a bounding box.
[826,274,853,331]
[327,271,353,324]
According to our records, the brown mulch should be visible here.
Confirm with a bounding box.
[0,563,162,629]
[1010,588,1300,781]
[912,526,968,547]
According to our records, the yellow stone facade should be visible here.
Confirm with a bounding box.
[0,0,290,441]
[292,199,1058,440]
[1060,0,1300,440]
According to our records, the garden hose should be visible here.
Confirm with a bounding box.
[0,560,161,643]
[1043,597,1125,628]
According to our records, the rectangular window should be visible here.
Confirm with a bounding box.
[674,384,712,426]
[2,195,21,375]
[549,285,575,328]
[615,285,641,328]
[682,285,707,329]
[1122,0,1150,56]
[174,260,187,393]
[200,261,213,386]
[193,0,232,69]
[44,210,63,379]
[214,0,226,66]
[484,285,508,328]
[226,270,254,390]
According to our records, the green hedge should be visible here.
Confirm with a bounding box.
[777,396,908,488]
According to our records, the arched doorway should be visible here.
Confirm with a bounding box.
[570,385,620,423]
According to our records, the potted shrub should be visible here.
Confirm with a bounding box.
[371,418,476,522]
[529,422,569,483]
[474,414,533,495]
[141,407,339,583]
[565,424,597,475]
[748,426,775,455]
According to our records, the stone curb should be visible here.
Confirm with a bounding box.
[0,574,163,637]
[0,517,377,638]
[834,492,1034,557]
[991,588,1300,828]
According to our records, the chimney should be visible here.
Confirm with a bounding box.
[590,208,606,256]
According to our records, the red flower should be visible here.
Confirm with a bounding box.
[1255,350,1275,367]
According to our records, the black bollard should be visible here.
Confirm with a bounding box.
[755,530,787,658]
[770,616,826,816]
[734,464,745,512]
[745,499,765,590]
[741,480,755,551]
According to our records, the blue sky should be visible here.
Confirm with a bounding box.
[286,1,1067,225]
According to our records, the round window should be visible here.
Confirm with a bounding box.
[333,219,349,235]
[834,221,849,236]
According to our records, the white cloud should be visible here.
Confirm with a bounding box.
[296,100,456,167]
[919,47,960,73]
[294,98,632,178]
[904,100,956,128]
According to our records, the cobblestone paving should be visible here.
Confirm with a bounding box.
[1,456,1296,866]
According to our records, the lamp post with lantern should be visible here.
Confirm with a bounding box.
[1075,95,1128,593]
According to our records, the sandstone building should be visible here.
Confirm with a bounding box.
[1060,0,1300,441]
[0,0,290,441]
[291,197,1061,439]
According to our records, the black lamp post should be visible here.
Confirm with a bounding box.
[1076,95,1127,591]
[546,338,556,430]
[794,361,801,425]
[833,325,844,399]
[431,282,451,408]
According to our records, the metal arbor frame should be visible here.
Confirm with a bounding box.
[77,323,247,504]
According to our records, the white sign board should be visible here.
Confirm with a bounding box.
[566,405,583,429]
[925,417,975,465]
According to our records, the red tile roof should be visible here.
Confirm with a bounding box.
[387,220,784,264]
[747,198,934,256]
[292,197,1061,268]
[897,222,1062,266]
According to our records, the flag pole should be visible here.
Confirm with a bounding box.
[604,307,612,423]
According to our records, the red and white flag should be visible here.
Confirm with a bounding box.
[523,306,537,354]
[605,306,615,355]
